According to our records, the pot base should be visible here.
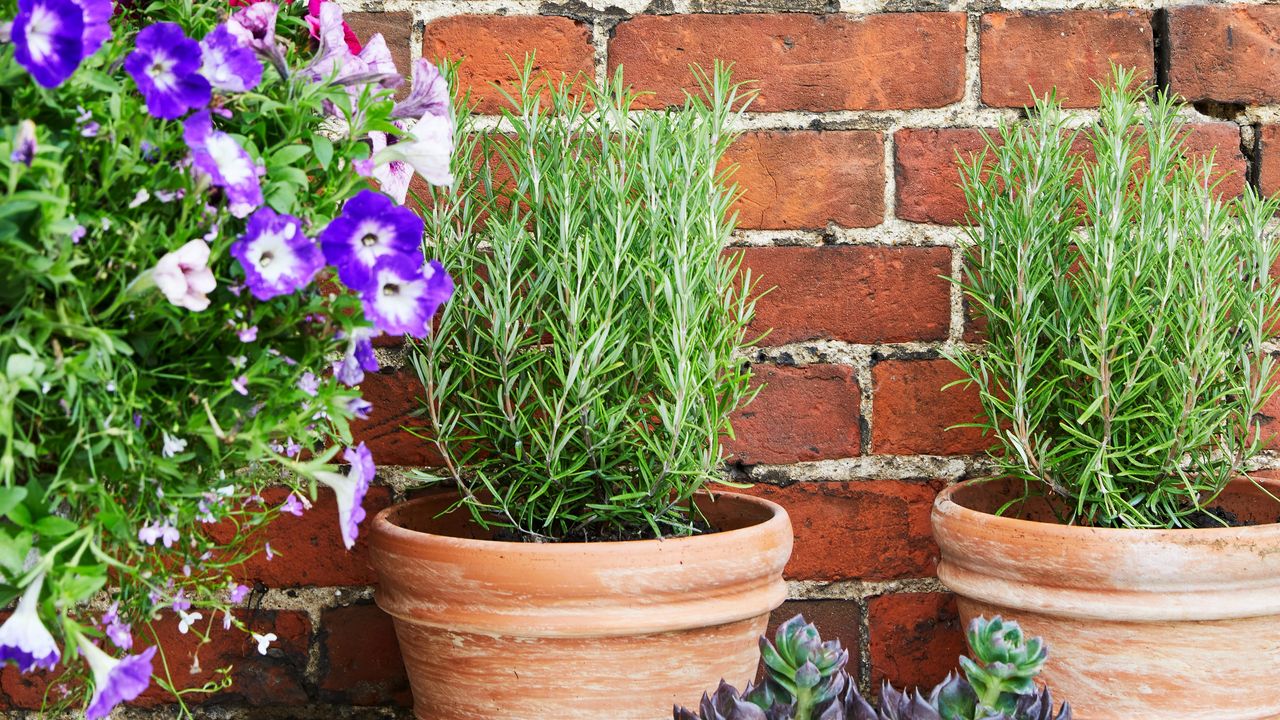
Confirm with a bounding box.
[393,617,767,720]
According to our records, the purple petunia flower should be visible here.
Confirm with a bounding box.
[184,110,262,218]
[227,1,286,78]
[0,569,60,672]
[79,638,157,720]
[333,328,380,386]
[306,3,397,90]
[346,396,372,420]
[200,24,262,93]
[75,0,109,57]
[230,208,323,301]
[395,112,454,189]
[392,59,451,121]
[366,122,414,205]
[318,190,424,292]
[11,120,37,166]
[360,256,454,338]
[12,0,84,88]
[124,23,212,120]
[153,239,216,312]
[315,442,374,549]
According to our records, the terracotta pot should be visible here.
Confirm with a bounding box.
[368,491,792,720]
[932,477,1280,720]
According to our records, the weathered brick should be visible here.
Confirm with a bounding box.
[1169,5,1280,106]
[423,15,594,114]
[727,365,861,465]
[895,123,1245,226]
[353,367,446,467]
[609,13,966,112]
[736,480,943,582]
[210,486,392,587]
[763,600,863,682]
[1258,126,1280,198]
[133,609,312,707]
[723,131,884,229]
[346,11,413,85]
[980,11,1154,108]
[738,247,952,345]
[318,604,412,706]
[894,128,991,225]
[867,592,966,692]
[872,359,989,456]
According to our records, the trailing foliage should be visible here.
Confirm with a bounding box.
[674,614,1070,720]
[950,68,1280,528]
[409,61,761,541]
[0,0,452,714]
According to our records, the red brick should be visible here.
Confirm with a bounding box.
[895,123,1244,227]
[723,131,884,229]
[346,11,413,85]
[1169,5,1280,105]
[353,367,446,467]
[1259,126,1280,198]
[209,486,392,587]
[423,16,594,114]
[872,359,989,456]
[0,654,62,709]
[980,11,1154,108]
[609,13,966,112]
[736,480,942,582]
[727,365,861,465]
[739,247,952,345]
[895,128,991,225]
[133,609,311,707]
[762,600,862,683]
[318,604,411,706]
[867,592,966,692]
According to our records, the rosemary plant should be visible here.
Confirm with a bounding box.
[951,68,1280,528]
[408,62,760,541]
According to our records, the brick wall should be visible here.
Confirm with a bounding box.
[7,2,1280,718]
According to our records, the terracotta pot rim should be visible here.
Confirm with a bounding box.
[372,488,790,553]
[934,476,1280,539]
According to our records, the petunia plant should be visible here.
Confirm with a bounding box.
[0,0,453,715]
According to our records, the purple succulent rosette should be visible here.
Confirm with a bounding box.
[124,22,212,120]
[183,110,263,218]
[199,24,263,93]
[230,207,324,301]
[360,255,454,338]
[12,0,85,88]
[318,189,424,291]
[80,640,157,720]
[0,572,60,672]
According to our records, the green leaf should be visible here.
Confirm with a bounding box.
[270,144,312,167]
[33,516,79,538]
[311,134,334,171]
[0,486,27,517]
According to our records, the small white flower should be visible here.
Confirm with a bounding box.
[177,611,203,634]
[128,189,150,208]
[251,632,277,655]
[393,112,454,188]
[161,432,187,458]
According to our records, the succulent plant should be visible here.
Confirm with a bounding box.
[675,615,1070,720]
